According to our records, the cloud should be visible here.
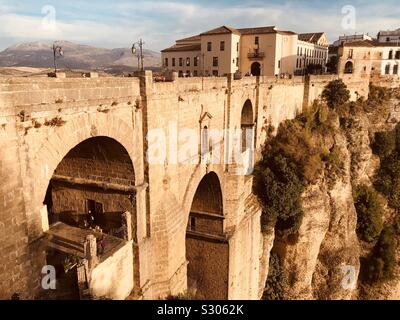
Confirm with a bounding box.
[0,0,399,51]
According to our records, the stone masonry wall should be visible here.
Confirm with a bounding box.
[0,72,370,300]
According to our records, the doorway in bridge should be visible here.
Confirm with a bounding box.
[42,136,139,298]
[186,172,229,300]
[251,62,261,76]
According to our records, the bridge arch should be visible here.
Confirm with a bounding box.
[31,114,141,217]
[185,171,229,299]
[28,114,143,298]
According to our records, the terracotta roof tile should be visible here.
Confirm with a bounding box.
[176,35,201,43]
[200,26,241,36]
[161,44,201,53]
[298,32,324,43]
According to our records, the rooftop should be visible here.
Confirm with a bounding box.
[342,39,400,47]
[161,43,201,53]
[298,32,325,43]
[378,28,400,37]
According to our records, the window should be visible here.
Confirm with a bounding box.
[389,50,393,59]
[207,42,212,51]
[186,70,190,77]
[220,41,225,51]
[394,65,399,75]
[237,42,239,52]
[186,57,190,66]
[278,60,281,68]
[212,70,218,76]
[236,57,239,67]
[348,49,353,59]
[193,70,198,76]
[255,36,259,45]
[179,58,183,67]
[386,37,390,42]
[213,56,218,67]
[164,58,168,67]
[396,51,400,59]
[385,64,390,75]
[178,70,183,77]
[172,58,176,67]
[194,56,198,67]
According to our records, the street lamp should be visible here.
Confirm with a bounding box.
[132,39,145,71]
[52,42,63,73]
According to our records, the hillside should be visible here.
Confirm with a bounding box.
[0,41,161,72]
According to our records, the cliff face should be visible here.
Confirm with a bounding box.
[260,85,400,300]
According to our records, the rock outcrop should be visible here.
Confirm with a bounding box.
[261,85,400,300]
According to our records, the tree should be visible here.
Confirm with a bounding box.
[322,79,350,108]
[326,56,338,74]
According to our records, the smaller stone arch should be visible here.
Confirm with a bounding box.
[241,99,255,153]
[185,171,228,299]
[344,61,354,74]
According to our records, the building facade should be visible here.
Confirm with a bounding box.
[333,34,373,47]
[161,26,328,77]
[337,40,400,77]
[377,28,400,44]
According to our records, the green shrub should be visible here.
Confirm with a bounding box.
[254,103,338,237]
[373,125,400,211]
[372,131,396,159]
[254,152,304,237]
[374,150,400,211]
[263,253,285,300]
[361,226,396,283]
[322,79,350,109]
[353,185,384,242]
[366,84,392,109]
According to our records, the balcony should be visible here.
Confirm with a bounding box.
[247,51,265,60]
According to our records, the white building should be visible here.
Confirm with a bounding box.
[377,28,400,44]
[161,25,328,77]
[333,34,373,47]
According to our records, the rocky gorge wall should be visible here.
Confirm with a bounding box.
[257,81,400,300]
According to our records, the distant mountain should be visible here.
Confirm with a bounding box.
[0,41,161,71]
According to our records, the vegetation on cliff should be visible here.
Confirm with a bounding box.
[262,253,285,300]
[361,226,396,283]
[257,79,400,298]
[353,185,384,243]
[253,79,352,240]
[321,79,350,109]
[253,101,338,238]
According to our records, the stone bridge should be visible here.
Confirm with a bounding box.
[0,72,369,300]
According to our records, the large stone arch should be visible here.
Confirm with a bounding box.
[24,113,145,298]
[30,114,142,220]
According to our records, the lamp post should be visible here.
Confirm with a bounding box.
[52,42,63,73]
[132,39,145,71]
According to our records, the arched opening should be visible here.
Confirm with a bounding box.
[186,172,228,299]
[251,62,261,76]
[241,100,255,152]
[42,136,138,299]
[344,61,353,74]
[201,126,210,162]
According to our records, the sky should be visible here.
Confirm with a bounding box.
[0,0,399,51]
